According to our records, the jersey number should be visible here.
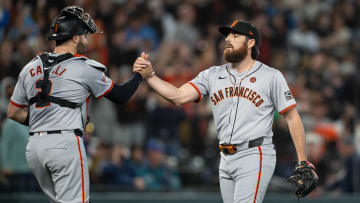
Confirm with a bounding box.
[34,78,53,108]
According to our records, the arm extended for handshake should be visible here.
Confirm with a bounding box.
[132,52,199,106]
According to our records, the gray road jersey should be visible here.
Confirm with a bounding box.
[11,54,113,132]
[190,61,296,144]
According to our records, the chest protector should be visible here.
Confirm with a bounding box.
[28,53,81,109]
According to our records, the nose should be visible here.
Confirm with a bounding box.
[225,34,230,41]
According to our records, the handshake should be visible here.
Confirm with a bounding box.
[133,52,156,80]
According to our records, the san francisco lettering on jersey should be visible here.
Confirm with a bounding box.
[210,86,264,107]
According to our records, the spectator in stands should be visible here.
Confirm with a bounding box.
[101,144,144,190]
[0,78,35,191]
[136,139,182,191]
[0,0,11,42]
[288,19,320,53]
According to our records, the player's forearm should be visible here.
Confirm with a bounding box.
[7,104,29,125]
[285,110,307,161]
[105,73,142,105]
[146,75,183,105]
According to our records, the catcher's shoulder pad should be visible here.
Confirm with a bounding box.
[72,55,107,72]
[84,59,107,72]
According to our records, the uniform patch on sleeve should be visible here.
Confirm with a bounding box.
[101,73,109,83]
[284,90,294,101]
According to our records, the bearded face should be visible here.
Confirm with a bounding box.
[223,40,248,63]
[76,35,88,55]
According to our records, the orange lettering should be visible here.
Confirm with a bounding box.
[53,66,60,74]
[59,69,66,76]
[234,87,239,97]
[256,99,264,107]
[243,88,249,98]
[214,93,220,103]
[249,91,257,101]
[229,87,234,97]
[30,68,35,77]
[247,90,253,99]
[253,95,260,104]
[211,96,217,105]
[225,88,229,98]
[36,66,42,75]
[53,66,67,77]
[218,90,224,100]
[55,66,60,75]
[239,87,244,97]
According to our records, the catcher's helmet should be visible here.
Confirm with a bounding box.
[48,6,103,41]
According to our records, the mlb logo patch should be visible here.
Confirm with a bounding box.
[284,90,294,101]
[102,73,109,82]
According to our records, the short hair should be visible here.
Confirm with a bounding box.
[55,38,71,46]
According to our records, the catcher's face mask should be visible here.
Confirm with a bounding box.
[61,6,103,34]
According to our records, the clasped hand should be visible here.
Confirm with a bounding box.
[133,52,155,79]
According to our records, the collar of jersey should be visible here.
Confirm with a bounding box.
[227,61,261,77]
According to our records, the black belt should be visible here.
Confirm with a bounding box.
[29,129,83,137]
[219,137,271,155]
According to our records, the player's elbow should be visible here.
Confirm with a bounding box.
[7,103,23,121]
[7,109,17,120]
[170,89,193,106]
[7,105,16,119]
[170,96,188,106]
[7,111,14,119]
[166,98,181,106]
[172,100,183,106]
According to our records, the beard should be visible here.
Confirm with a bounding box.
[76,37,88,55]
[223,42,248,63]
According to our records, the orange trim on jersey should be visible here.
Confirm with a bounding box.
[10,100,27,108]
[253,146,263,203]
[188,82,202,103]
[73,53,87,58]
[279,104,297,115]
[97,81,114,99]
[75,135,85,203]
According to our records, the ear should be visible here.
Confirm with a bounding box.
[248,39,256,49]
[72,35,80,44]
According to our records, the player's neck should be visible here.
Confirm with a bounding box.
[53,44,76,55]
[231,56,255,74]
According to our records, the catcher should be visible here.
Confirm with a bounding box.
[7,6,154,203]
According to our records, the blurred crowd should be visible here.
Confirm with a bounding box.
[0,0,360,196]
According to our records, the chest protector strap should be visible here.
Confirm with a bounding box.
[28,53,81,109]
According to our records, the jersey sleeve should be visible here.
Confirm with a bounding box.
[270,70,296,114]
[82,66,114,99]
[189,68,211,103]
[10,72,28,107]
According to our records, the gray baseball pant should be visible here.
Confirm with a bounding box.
[26,131,90,203]
[219,144,276,203]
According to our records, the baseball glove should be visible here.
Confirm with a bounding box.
[287,161,319,198]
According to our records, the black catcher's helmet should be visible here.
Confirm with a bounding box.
[48,6,103,41]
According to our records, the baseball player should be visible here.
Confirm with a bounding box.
[134,20,319,202]
[7,6,154,203]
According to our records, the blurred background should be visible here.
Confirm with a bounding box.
[0,0,360,202]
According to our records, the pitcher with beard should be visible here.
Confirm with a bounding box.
[133,20,318,203]
[7,6,154,203]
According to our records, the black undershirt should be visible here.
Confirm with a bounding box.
[105,73,143,105]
